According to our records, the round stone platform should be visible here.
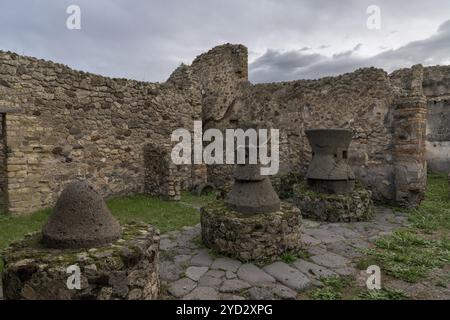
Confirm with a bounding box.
[201,201,303,264]
[293,182,373,222]
[1,222,160,300]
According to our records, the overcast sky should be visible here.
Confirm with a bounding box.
[0,0,449,83]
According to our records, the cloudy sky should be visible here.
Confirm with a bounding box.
[0,0,449,83]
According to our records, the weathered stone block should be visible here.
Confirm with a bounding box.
[1,222,160,300]
[201,201,303,264]
[293,181,373,222]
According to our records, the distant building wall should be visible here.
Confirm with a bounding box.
[423,66,450,172]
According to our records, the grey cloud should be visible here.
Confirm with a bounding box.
[250,19,450,83]
[0,0,449,82]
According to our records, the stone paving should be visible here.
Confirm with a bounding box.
[158,207,410,300]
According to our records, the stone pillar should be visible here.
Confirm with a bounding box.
[393,65,427,207]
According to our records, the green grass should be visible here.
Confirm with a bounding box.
[309,276,353,300]
[0,191,215,274]
[401,172,450,232]
[107,194,200,233]
[360,230,450,282]
[357,288,409,300]
[0,209,51,253]
[359,172,450,283]
[280,250,311,264]
[309,275,409,300]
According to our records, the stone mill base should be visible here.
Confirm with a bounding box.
[293,182,373,222]
[1,222,160,300]
[201,201,303,264]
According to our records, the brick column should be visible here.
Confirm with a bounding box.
[393,65,427,207]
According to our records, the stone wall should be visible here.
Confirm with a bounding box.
[204,66,401,204]
[0,43,445,214]
[197,46,429,207]
[0,51,202,215]
[423,66,450,172]
[0,113,6,214]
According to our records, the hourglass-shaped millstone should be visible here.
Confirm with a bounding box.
[226,145,280,214]
[41,181,122,249]
[305,128,356,194]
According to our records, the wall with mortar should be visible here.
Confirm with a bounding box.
[423,66,450,172]
[195,45,428,207]
[0,43,442,214]
[0,51,202,215]
[206,67,399,203]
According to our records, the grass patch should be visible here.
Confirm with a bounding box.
[309,276,353,300]
[107,194,200,233]
[361,230,450,283]
[360,172,450,283]
[357,288,409,300]
[397,172,450,232]
[280,249,311,264]
[0,209,51,253]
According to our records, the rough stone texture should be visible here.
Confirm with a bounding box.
[0,114,6,214]
[226,178,281,214]
[292,259,337,279]
[211,257,242,273]
[263,262,312,291]
[390,65,427,207]
[310,252,350,269]
[185,266,208,282]
[0,44,438,214]
[226,147,281,214]
[305,129,355,194]
[293,182,373,222]
[219,279,251,293]
[159,208,448,300]
[190,249,213,267]
[41,181,122,249]
[144,144,182,201]
[201,201,303,263]
[1,222,160,300]
[183,287,219,300]
[237,264,276,285]
[203,56,429,208]
[168,278,197,298]
[422,66,450,172]
[0,50,202,216]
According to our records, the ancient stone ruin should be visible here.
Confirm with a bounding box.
[42,181,122,248]
[0,45,445,215]
[201,145,302,263]
[226,145,281,214]
[1,181,160,300]
[294,129,373,222]
[305,129,355,194]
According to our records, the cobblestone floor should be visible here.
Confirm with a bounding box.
[158,207,421,300]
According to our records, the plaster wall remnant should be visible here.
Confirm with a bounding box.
[0,43,447,214]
